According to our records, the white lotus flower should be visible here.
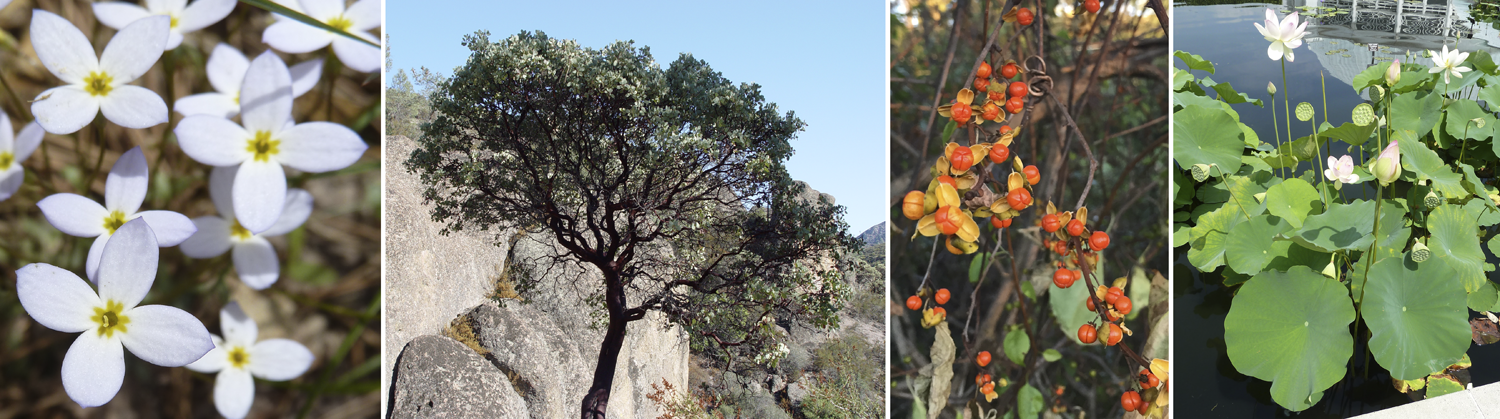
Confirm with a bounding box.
[29,10,169,134]
[92,0,237,50]
[1323,155,1360,190]
[36,147,196,281]
[1254,9,1308,62]
[15,218,214,408]
[1428,45,1471,84]
[180,165,312,289]
[262,0,380,73]
[175,52,366,234]
[174,43,323,118]
[0,110,44,201]
[185,302,314,419]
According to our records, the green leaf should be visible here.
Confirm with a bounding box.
[1050,257,1105,344]
[1042,349,1062,362]
[969,253,986,283]
[1173,223,1191,247]
[1468,281,1499,312]
[1175,50,1217,73]
[1265,178,1321,229]
[1363,256,1469,380]
[1226,215,1292,275]
[1173,68,1196,92]
[1429,205,1488,292]
[942,120,957,143]
[237,0,379,48]
[1352,61,1388,93]
[1127,266,1152,321]
[1292,200,1394,252]
[1390,92,1444,139]
[1188,202,1250,271]
[1426,374,1465,399]
[1443,100,1494,141]
[1174,105,1245,175]
[1174,168,1194,208]
[1208,79,1264,106]
[1397,130,1468,198]
[1224,266,1354,412]
[1004,328,1030,365]
[1263,240,1334,274]
[1472,50,1498,75]
[1321,122,1377,146]
[1017,384,1045,419]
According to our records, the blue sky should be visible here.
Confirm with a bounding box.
[385,0,886,235]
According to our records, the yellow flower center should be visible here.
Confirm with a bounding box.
[245,131,280,162]
[91,300,130,338]
[102,210,127,235]
[230,219,252,241]
[84,71,113,97]
[327,16,353,32]
[0,151,12,170]
[170,16,179,29]
[228,345,250,369]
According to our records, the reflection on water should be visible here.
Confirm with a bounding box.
[1176,3,1500,418]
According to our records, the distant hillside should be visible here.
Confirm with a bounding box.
[858,222,886,245]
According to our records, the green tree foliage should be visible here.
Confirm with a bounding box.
[406,30,860,418]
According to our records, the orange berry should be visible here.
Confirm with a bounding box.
[906,295,922,311]
[977,351,992,367]
[935,288,952,305]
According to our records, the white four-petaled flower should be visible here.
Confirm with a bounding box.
[37,147,196,281]
[92,0,238,50]
[0,109,44,201]
[1254,9,1308,62]
[174,43,323,118]
[29,10,169,134]
[185,302,314,419]
[15,218,214,408]
[176,52,366,234]
[181,165,312,289]
[1323,155,1360,190]
[262,0,380,73]
[1428,45,1472,84]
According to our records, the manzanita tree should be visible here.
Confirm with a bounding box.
[1175,8,1500,412]
[408,31,859,418]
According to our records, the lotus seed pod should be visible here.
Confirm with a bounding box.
[1371,85,1385,103]
[1473,118,1487,129]
[1412,242,1431,263]
[1191,164,1211,182]
[1425,191,1442,208]
[1352,103,1375,126]
[1267,81,1277,96]
[1295,102,1314,122]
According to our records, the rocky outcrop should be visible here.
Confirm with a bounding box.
[389,335,529,418]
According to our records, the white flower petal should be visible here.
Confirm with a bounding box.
[16,263,101,333]
[185,339,227,373]
[209,164,237,219]
[119,304,213,367]
[331,36,380,73]
[233,161,286,234]
[37,193,109,237]
[239,52,293,133]
[214,367,255,419]
[0,109,13,150]
[99,85,168,129]
[1285,49,1295,63]
[30,10,99,85]
[262,20,334,54]
[221,301,258,346]
[92,2,153,31]
[248,338,313,380]
[98,15,170,83]
[97,218,158,309]
[345,0,380,31]
[1268,43,1283,61]
[1284,38,1302,50]
[206,43,250,95]
[181,216,233,258]
[105,147,148,215]
[177,0,237,33]
[14,122,45,163]
[32,86,101,135]
[233,238,279,289]
[173,92,240,118]
[164,32,185,51]
[135,210,197,246]
[146,0,187,13]
[176,116,252,166]
[0,167,21,201]
[262,189,312,237]
[289,59,323,98]
[299,0,344,20]
[86,234,110,282]
[61,331,125,408]
[276,122,367,172]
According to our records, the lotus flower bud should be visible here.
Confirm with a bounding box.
[1386,59,1401,87]
[1412,241,1431,263]
[1267,81,1277,96]
[1373,140,1401,186]
[1425,191,1442,208]
[1191,163,1212,182]
[1321,255,1339,279]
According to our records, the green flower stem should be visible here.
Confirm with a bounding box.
[1271,90,1285,180]
[1283,59,1293,178]
[153,49,176,183]
[1217,168,1254,221]
[81,118,107,193]
[1311,116,1328,205]
[1354,182,1384,377]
